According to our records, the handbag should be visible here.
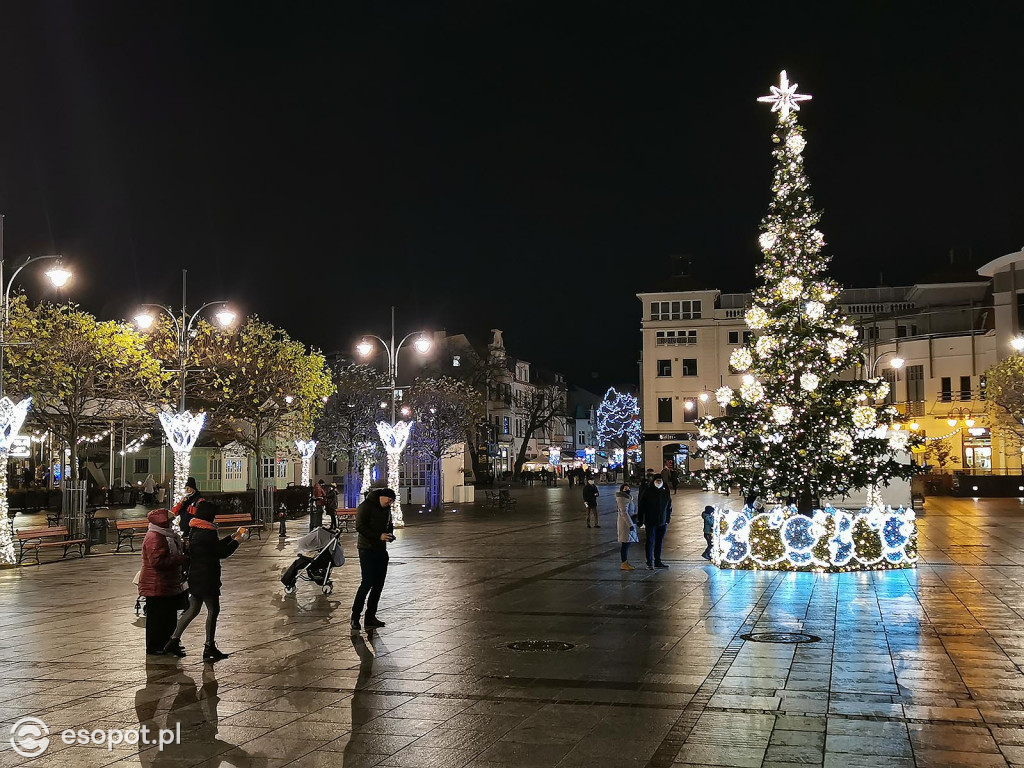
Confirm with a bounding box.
[132,570,141,586]
[628,526,639,544]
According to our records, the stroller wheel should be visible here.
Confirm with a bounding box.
[322,583,333,595]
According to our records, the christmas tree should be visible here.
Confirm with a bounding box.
[697,71,916,511]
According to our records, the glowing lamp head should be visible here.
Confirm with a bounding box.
[414,336,432,354]
[215,308,236,327]
[400,406,411,417]
[964,418,975,428]
[357,339,374,357]
[699,393,709,403]
[684,401,694,411]
[890,356,905,369]
[45,262,72,288]
[134,312,155,330]
[910,422,920,431]
[1013,337,1024,352]
[947,418,958,427]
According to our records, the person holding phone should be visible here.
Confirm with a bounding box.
[350,487,396,631]
[162,500,245,661]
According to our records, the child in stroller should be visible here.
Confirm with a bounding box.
[281,521,345,595]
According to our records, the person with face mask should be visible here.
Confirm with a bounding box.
[636,474,672,570]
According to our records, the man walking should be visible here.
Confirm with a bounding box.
[637,474,672,569]
[583,477,600,528]
[351,488,397,631]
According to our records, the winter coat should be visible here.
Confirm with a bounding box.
[615,492,638,544]
[637,484,672,527]
[185,523,240,596]
[583,484,599,506]
[355,490,395,551]
[173,491,203,533]
[138,510,186,597]
[325,487,339,513]
[702,509,715,536]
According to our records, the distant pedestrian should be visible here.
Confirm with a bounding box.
[615,484,638,570]
[325,483,339,529]
[351,488,397,631]
[143,474,156,505]
[637,474,672,569]
[163,501,246,661]
[172,477,203,535]
[583,477,600,528]
[670,470,679,495]
[138,509,187,655]
[701,505,715,560]
[311,479,327,530]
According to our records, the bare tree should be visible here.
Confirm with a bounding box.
[513,384,565,479]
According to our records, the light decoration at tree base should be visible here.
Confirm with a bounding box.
[159,410,206,505]
[376,420,413,527]
[712,504,917,572]
[0,397,32,565]
[294,439,318,486]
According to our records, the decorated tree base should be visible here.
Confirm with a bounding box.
[713,505,918,572]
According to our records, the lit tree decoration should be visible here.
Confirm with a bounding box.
[596,387,641,458]
[159,410,206,504]
[695,70,918,525]
[548,447,561,466]
[376,420,412,527]
[294,439,318,487]
[0,397,31,565]
[358,441,376,499]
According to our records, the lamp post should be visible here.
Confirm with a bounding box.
[135,269,235,504]
[865,349,905,378]
[356,306,431,527]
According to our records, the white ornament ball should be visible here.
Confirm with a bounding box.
[714,386,734,407]
[786,133,806,154]
[745,305,769,330]
[772,404,793,425]
[830,431,854,456]
[826,338,848,359]
[839,324,857,339]
[889,431,910,451]
[804,301,825,321]
[759,232,777,251]
[730,347,753,372]
[740,377,765,404]
[779,276,803,301]
[800,372,820,392]
[852,406,877,429]
[755,335,777,358]
[874,380,891,400]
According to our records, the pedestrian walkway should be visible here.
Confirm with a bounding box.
[1,486,1024,767]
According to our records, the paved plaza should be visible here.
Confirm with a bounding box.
[2,486,1024,767]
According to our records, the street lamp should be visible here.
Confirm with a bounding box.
[356,306,431,526]
[1011,336,1024,352]
[865,349,904,377]
[135,269,236,503]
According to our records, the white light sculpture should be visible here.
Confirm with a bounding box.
[548,447,561,466]
[294,439,318,487]
[757,69,812,120]
[0,397,31,565]
[376,420,413,527]
[159,410,206,504]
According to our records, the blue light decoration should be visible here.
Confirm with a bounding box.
[712,505,917,572]
[548,447,561,466]
[596,388,641,449]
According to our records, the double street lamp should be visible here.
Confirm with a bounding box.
[134,269,236,504]
[356,306,431,527]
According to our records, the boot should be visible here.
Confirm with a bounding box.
[203,644,229,661]
[364,616,385,628]
[162,638,186,658]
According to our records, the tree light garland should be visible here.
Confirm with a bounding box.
[0,397,31,565]
[294,439,318,487]
[377,420,413,527]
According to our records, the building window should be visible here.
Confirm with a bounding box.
[728,331,739,344]
[502,416,510,435]
[960,376,971,401]
[882,369,897,406]
[907,365,924,403]
[262,457,275,479]
[327,459,338,474]
[650,300,702,321]
[208,456,222,482]
[133,458,149,475]
[655,330,697,346]
[657,397,672,423]
[897,325,907,338]
[940,377,952,402]
[743,330,753,344]
[980,375,987,401]
[225,459,243,481]
[578,431,586,445]
[402,457,432,487]
[681,358,698,377]
[684,300,702,319]
[657,359,672,377]
[277,458,288,478]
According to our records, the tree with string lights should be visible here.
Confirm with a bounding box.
[596,387,640,476]
[696,71,917,513]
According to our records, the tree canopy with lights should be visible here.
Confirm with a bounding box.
[696,72,916,510]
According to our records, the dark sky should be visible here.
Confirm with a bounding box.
[0,2,1020,391]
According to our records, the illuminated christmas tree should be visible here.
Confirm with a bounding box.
[697,72,916,511]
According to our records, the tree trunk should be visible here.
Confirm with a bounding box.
[513,437,530,480]
[68,421,79,485]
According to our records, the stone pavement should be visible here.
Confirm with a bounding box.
[2,486,1024,767]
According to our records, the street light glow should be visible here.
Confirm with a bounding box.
[890,356,905,369]
[414,336,431,354]
[357,339,374,356]
[284,395,294,404]
[134,313,155,330]
[44,263,72,288]
[1013,337,1024,352]
[215,308,236,327]
[699,392,709,402]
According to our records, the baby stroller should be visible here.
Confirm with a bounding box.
[282,523,345,595]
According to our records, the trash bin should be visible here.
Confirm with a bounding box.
[88,516,108,546]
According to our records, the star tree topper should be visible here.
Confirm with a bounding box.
[757,70,812,119]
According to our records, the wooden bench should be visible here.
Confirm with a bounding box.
[16,526,86,565]
[498,490,518,511]
[483,490,499,507]
[45,510,62,527]
[115,519,149,552]
[335,509,357,533]
[214,513,263,540]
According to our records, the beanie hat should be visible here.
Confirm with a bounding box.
[185,477,198,491]
[194,500,218,522]
[704,505,715,514]
[377,488,397,500]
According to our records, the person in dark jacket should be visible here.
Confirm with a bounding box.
[701,505,715,560]
[163,501,245,661]
[325,483,339,529]
[138,508,187,654]
[637,475,672,570]
[351,488,396,631]
[172,477,203,534]
[583,478,600,528]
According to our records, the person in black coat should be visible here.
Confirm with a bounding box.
[350,488,396,631]
[583,478,600,528]
[163,501,245,661]
[636,475,672,570]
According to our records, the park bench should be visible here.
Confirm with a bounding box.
[483,490,499,507]
[45,510,62,527]
[336,509,357,532]
[214,513,263,540]
[498,489,517,511]
[115,520,149,552]
[16,526,86,565]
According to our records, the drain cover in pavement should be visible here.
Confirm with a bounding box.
[741,631,820,644]
[602,603,646,611]
[506,640,576,652]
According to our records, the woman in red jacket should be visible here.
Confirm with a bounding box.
[138,509,187,655]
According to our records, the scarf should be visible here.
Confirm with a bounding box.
[147,523,183,557]
[189,518,216,531]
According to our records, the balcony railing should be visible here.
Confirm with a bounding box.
[936,390,985,403]
[655,337,698,346]
[892,401,926,417]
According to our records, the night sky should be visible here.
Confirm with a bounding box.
[0,2,1020,391]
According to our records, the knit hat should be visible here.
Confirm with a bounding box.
[185,477,198,492]
[194,500,218,522]
[704,505,715,514]
[376,488,397,500]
